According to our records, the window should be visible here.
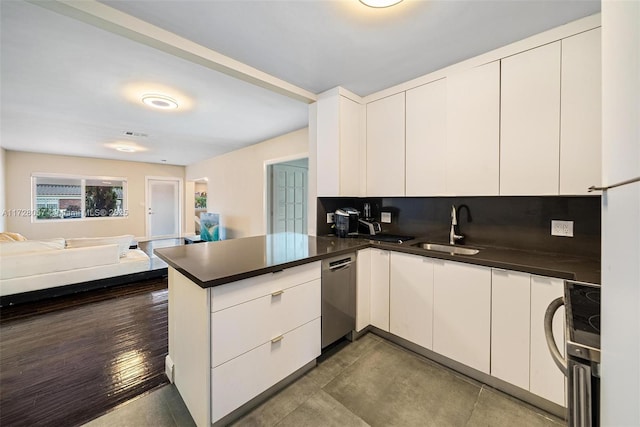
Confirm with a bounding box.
[32,174,127,221]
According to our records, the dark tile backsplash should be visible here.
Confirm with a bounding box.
[317,196,601,258]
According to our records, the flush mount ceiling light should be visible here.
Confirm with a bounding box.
[141,94,179,110]
[116,146,137,152]
[359,0,403,7]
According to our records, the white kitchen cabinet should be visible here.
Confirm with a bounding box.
[369,249,390,331]
[316,88,365,197]
[560,28,602,195]
[366,93,405,196]
[491,269,531,390]
[433,260,492,373]
[211,279,320,367]
[356,249,371,332]
[389,252,434,349]
[406,78,447,196]
[168,261,322,426]
[445,61,500,196]
[500,42,561,195]
[530,275,566,406]
[211,318,320,422]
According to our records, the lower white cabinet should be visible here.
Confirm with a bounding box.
[433,260,492,374]
[389,252,434,350]
[356,249,372,332]
[491,271,566,406]
[211,279,320,367]
[171,264,322,427]
[530,275,566,406]
[369,249,390,331]
[211,318,321,422]
[491,269,531,390]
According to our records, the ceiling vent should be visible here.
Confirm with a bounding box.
[123,131,148,138]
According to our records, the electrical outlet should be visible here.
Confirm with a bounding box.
[326,213,335,224]
[381,212,392,223]
[551,220,574,237]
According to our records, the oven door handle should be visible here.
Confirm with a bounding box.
[544,296,568,376]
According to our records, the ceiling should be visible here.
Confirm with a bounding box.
[0,0,600,166]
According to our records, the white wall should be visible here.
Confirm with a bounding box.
[0,148,6,232]
[5,151,185,239]
[186,128,308,239]
[600,1,640,425]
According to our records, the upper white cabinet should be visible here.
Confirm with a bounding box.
[389,252,434,350]
[500,42,561,195]
[366,93,406,196]
[560,28,602,194]
[433,260,492,373]
[446,61,500,196]
[405,79,447,196]
[369,249,390,331]
[316,88,365,197]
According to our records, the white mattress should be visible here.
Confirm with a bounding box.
[0,249,150,296]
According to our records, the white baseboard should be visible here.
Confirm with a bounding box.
[165,354,175,383]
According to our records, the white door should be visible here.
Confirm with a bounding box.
[270,164,307,234]
[147,178,181,238]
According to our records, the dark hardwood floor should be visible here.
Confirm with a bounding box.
[0,277,169,427]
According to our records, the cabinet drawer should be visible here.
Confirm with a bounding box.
[210,261,321,312]
[211,279,320,367]
[211,317,321,423]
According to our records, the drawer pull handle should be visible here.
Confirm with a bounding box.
[271,335,284,344]
[271,290,284,297]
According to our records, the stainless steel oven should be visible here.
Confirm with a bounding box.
[545,280,600,427]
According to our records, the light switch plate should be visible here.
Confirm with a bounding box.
[381,212,392,223]
[327,213,334,224]
[551,220,574,237]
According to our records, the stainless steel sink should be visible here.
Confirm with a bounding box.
[412,242,480,256]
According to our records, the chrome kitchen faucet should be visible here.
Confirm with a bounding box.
[450,204,472,245]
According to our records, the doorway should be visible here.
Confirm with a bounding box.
[267,158,308,234]
[146,177,183,239]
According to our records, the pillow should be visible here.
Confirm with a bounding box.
[0,232,28,242]
[65,235,134,258]
[0,238,66,256]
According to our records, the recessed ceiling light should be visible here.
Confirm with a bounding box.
[141,94,179,110]
[116,146,137,152]
[359,0,403,7]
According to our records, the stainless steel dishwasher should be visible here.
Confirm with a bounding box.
[321,253,356,348]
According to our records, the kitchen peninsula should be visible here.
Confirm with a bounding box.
[155,233,599,426]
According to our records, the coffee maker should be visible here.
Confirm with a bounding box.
[334,208,359,237]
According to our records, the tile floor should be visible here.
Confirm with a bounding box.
[84,333,565,427]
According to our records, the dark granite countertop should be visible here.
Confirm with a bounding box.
[154,233,600,288]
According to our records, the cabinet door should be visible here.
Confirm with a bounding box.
[366,93,405,196]
[530,275,566,406]
[446,61,500,195]
[369,249,390,331]
[491,269,531,390]
[316,90,365,197]
[339,95,366,196]
[389,252,434,349]
[211,279,320,367]
[433,261,491,373]
[406,79,447,196]
[211,317,321,423]
[560,28,602,195]
[500,42,561,195]
[356,249,371,332]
